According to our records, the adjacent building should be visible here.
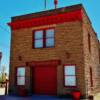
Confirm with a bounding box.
[8,4,100,98]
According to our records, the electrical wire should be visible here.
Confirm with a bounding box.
[0,24,10,33]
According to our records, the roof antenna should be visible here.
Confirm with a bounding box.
[44,0,58,10]
[54,0,58,9]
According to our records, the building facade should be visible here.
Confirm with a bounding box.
[8,4,100,98]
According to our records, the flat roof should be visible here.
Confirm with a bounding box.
[12,4,82,21]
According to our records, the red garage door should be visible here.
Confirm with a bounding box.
[33,65,57,95]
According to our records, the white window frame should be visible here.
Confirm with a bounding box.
[64,65,76,87]
[17,67,25,86]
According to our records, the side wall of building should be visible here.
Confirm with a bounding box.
[82,9,100,97]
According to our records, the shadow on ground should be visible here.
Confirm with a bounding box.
[0,95,72,100]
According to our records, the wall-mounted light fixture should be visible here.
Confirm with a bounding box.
[18,55,22,61]
[66,52,71,59]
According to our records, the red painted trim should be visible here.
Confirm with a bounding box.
[33,27,55,31]
[63,64,77,88]
[43,30,46,48]
[90,67,93,87]
[28,60,61,66]
[8,10,82,30]
[32,31,35,48]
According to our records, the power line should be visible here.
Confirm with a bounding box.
[0,24,10,33]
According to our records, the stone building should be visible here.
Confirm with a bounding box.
[8,4,100,98]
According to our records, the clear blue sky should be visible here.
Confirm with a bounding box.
[0,0,100,74]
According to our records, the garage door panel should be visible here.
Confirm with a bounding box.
[34,66,57,95]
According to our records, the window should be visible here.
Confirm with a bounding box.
[88,33,91,52]
[17,67,25,85]
[64,65,76,86]
[46,29,54,47]
[33,28,54,48]
[90,67,93,87]
[34,30,43,48]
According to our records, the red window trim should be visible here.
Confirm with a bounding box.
[16,67,26,86]
[90,67,93,87]
[32,27,55,49]
[43,30,46,48]
[27,59,61,66]
[63,64,77,88]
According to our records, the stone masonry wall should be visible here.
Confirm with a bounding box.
[82,9,100,97]
[9,20,85,96]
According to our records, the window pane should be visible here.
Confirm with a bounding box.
[35,31,43,39]
[65,76,76,86]
[17,68,25,76]
[35,39,43,48]
[46,38,54,47]
[46,29,54,38]
[64,66,75,75]
[17,77,25,85]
